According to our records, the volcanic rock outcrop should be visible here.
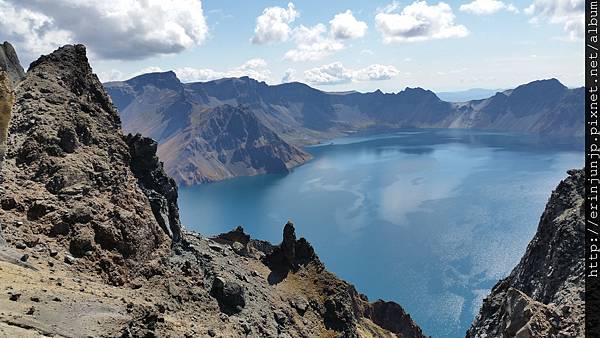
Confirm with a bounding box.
[1,44,179,282]
[467,169,584,337]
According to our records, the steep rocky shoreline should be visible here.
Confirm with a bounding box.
[467,169,584,337]
[0,43,424,337]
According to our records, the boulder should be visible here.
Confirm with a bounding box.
[211,277,246,314]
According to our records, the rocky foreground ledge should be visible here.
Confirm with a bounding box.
[0,43,424,337]
[0,221,425,338]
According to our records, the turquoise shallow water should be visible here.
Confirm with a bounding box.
[179,129,583,338]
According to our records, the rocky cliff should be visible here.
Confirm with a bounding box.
[0,44,424,338]
[159,104,311,185]
[1,44,180,280]
[467,169,584,337]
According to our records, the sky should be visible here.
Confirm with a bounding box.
[0,0,585,92]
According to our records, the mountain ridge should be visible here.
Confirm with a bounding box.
[106,72,583,185]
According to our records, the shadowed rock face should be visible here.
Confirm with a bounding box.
[467,169,584,337]
[125,133,183,242]
[364,300,425,338]
[264,221,320,273]
[0,41,25,86]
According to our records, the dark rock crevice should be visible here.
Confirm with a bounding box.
[125,133,183,243]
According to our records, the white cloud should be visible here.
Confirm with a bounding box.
[284,24,344,61]
[252,4,368,61]
[375,1,469,43]
[0,0,208,61]
[98,69,125,83]
[329,10,368,39]
[525,0,584,40]
[304,62,353,85]
[175,58,272,82]
[460,0,519,15]
[251,2,299,44]
[281,68,297,83]
[353,64,400,81]
[304,62,399,85]
[0,1,72,60]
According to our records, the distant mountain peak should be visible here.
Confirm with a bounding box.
[505,78,567,105]
[513,78,566,93]
[129,70,179,82]
[128,70,182,92]
[400,87,441,101]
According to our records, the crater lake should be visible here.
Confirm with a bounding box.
[179,129,583,338]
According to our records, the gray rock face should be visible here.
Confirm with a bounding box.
[0,42,25,86]
[155,104,311,186]
[0,71,14,245]
[467,169,584,337]
[210,276,246,314]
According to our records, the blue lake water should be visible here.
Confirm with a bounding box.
[179,129,583,338]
